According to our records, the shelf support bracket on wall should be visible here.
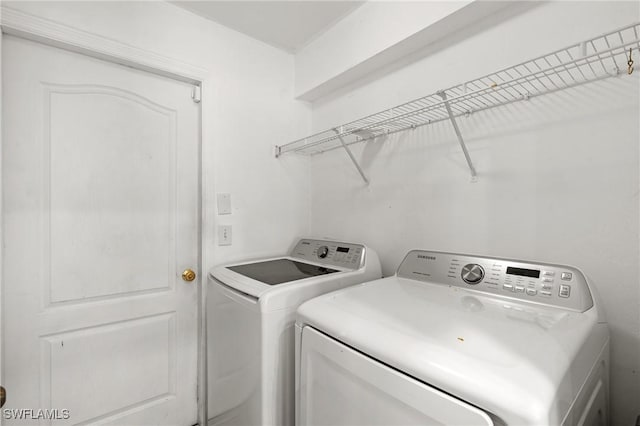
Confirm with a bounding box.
[332,128,369,185]
[437,90,478,182]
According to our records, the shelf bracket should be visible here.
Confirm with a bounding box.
[437,90,478,181]
[332,128,369,185]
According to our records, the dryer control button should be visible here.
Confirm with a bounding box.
[561,272,572,281]
[559,284,571,298]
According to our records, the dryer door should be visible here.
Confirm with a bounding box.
[298,326,494,426]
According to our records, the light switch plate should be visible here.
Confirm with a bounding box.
[218,225,232,246]
[217,193,231,215]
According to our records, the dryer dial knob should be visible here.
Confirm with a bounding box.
[461,264,484,285]
[317,246,329,259]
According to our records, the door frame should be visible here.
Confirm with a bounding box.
[0,6,211,425]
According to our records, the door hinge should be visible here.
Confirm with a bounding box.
[191,86,202,103]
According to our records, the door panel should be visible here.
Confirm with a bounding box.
[298,326,493,426]
[43,314,175,424]
[47,84,176,304]
[2,36,199,425]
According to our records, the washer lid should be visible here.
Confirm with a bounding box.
[210,256,348,300]
[297,276,604,425]
[227,259,338,285]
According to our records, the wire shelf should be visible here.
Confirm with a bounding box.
[276,22,640,158]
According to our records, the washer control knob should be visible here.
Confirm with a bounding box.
[317,246,329,259]
[461,264,485,285]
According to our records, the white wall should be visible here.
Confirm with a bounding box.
[309,1,640,425]
[2,0,311,420]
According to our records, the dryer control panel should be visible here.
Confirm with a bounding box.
[291,239,365,270]
[397,250,594,312]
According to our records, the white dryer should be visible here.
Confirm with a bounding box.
[296,250,609,425]
[208,238,381,426]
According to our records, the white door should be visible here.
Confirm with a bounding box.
[298,326,493,426]
[2,36,200,425]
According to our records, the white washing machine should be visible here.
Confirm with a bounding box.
[208,238,381,426]
[296,250,609,426]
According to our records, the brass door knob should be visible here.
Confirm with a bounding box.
[182,269,196,282]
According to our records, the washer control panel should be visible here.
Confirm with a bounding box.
[397,250,593,312]
[291,239,365,270]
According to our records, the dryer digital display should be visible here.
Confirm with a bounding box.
[506,266,540,278]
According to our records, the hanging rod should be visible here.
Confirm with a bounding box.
[275,22,640,162]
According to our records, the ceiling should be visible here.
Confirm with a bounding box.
[172,1,364,53]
